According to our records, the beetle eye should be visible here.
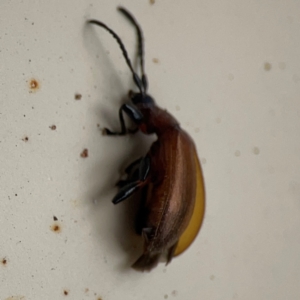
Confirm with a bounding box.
[131,93,155,105]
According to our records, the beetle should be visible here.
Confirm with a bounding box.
[88,7,205,271]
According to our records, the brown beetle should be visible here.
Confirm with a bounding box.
[88,7,205,271]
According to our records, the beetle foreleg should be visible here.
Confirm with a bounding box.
[104,104,143,135]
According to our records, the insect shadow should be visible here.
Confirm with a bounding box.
[83,22,156,270]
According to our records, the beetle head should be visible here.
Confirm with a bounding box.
[129,90,155,106]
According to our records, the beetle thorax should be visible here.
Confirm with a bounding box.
[138,105,180,135]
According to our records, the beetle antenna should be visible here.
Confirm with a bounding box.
[88,19,144,94]
[117,7,148,92]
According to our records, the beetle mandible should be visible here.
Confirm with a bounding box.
[88,7,205,271]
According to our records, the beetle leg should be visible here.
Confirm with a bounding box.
[116,169,139,187]
[133,228,161,271]
[115,179,127,187]
[104,104,143,135]
[112,156,150,204]
[141,228,151,243]
[138,155,150,181]
[116,157,142,187]
[125,157,142,173]
[132,252,160,272]
[142,227,156,241]
[135,186,148,235]
[166,242,178,265]
[112,180,141,204]
[128,127,139,134]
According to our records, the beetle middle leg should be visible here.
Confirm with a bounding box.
[104,104,143,135]
[112,156,150,204]
[116,157,143,187]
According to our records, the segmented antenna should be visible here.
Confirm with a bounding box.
[118,7,148,92]
[88,19,144,94]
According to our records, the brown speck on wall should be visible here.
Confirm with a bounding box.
[22,136,29,142]
[80,148,88,158]
[228,73,234,81]
[2,257,7,265]
[235,150,241,157]
[49,125,56,130]
[150,0,155,4]
[264,62,272,71]
[28,78,40,93]
[253,147,260,155]
[51,223,61,233]
[63,290,69,296]
[75,93,82,100]
[152,58,159,63]
[53,216,58,221]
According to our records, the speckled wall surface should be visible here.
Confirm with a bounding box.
[1,1,300,299]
